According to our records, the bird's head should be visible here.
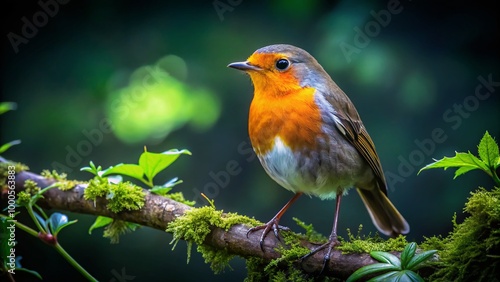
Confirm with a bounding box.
[228,44,330,97]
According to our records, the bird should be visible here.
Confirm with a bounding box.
[227,44,409,270]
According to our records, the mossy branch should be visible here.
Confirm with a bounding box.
[3,159,415,280]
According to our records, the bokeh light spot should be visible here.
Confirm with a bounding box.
[106,55,220,144]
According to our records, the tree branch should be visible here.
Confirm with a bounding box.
[5,161,392,280]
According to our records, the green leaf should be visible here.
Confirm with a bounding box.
[393,270,425,282]
[347,263,400,282]
[0,140,21,154]
[478,131,499,168]
[48,212,77,236]
[80,161,102,176]
[406,249,437,271]
[400,242,416,269]
[150,186,173,196]
[138,149,191,185]
[88,216,113,234]
[370,251,401,268]
[454,165,478,177]
[16,267,43,280]
[150,177,183,196]
[101,163,144,180]
[418,152,489,178]
[0,102,17,115]
[33,212,49,233]
[80,166,96,175]
[15,256,43,280]
[367,271,399,282]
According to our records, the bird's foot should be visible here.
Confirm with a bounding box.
[247,218,290,251]
[301,236,340,274]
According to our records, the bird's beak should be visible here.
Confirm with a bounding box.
[227,61,261,71]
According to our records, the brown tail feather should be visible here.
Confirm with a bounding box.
[356,187,410,237]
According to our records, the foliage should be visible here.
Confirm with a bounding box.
[422,187,500,281]
[0,217,42,280]
[81,147,191,241]
[0,178,95,281]
[418,131,500,281]
[0,102,20,154]
[81,147,191,188]
[1,145,190,280]
[347,242,436,282]
[419,131,500,185]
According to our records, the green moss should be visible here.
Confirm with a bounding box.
[246,219,344,282]
[103,219,140,243]
[247,253,339,282]
[84,177,145,213]
[420,234,448,253]
[84,178,109,198]
[423,187,500,281]
[244,220,405,281]
[16,191,31,206]
[198,245,233,274]
[292,217,327,243]
[257,231,314,282]
[336,225,407,254]
[15,180,41,206]
[264,230,310,273]
[165,191,195,207]
[245,257,268,282]
[269,268,317,282]
[166,205,260,272]
[40,169,81,191]
[0,161,29,186]
[0,161,29,175]
[23,179,40,193]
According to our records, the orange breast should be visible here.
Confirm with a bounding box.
[249,87,324,156]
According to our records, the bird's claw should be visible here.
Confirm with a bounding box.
[300,238,340,275]
[247,220,289,252]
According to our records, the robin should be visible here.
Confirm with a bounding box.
[228,44,409,269]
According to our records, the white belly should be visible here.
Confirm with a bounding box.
[258,136,341,199]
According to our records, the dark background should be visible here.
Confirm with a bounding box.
[2,0,499,281]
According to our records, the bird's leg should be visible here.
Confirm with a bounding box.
[302,193,342,274]
[247,192,302,251]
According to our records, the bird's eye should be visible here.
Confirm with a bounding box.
[275,59,290,70]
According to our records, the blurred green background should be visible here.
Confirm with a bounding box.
[2,0,499,281]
